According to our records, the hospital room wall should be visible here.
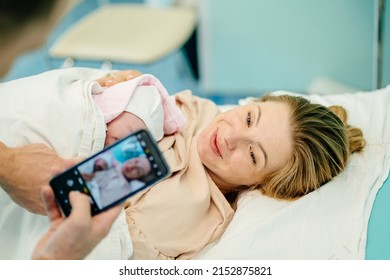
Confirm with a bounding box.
[198,0,390,96]
[383,0,390,90]
[2,0,389,100]
[0,0,199,96]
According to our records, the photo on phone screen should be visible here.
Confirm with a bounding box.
[49,130,169,217]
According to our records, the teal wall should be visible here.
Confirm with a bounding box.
[383,0,390,88]
[199,0,389,95]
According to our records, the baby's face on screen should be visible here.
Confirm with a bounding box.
[121,156,152,179]
[105,112,147,146]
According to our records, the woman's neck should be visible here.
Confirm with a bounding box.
[207,169,234,195]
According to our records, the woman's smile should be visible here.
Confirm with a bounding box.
[210,129,222,158]
[197,101,293,191]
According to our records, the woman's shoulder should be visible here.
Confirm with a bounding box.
[174,90,219,113]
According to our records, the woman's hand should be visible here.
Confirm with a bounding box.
[32,186,123,260]
[0,142,79,215]
[96,70,142,87]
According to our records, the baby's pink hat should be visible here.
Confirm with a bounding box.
[124,85,164,141]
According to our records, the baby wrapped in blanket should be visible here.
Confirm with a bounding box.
[0,67,190,259]
[0,67,185,155]
[82,74,186,211]
[93,72,186,145]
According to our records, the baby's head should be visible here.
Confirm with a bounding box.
[105,111,147,146]
[93,158,109,171]
[105,85,164,146]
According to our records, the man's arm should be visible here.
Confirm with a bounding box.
[0,142,77,214]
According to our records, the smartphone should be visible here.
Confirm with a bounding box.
[49,129,169,217]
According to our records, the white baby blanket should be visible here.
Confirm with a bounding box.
[0,67,107,158]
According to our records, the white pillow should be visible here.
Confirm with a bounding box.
[194,86,390,260]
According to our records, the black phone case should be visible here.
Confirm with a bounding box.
[49,129,169,217]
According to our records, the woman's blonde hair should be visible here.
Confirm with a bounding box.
[251,94,365,200]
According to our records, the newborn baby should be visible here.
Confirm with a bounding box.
[103,85,164,146]
[0,69,185,159]
[92,74,186,146]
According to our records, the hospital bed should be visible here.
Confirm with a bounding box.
[191,87,390,260]
[0,72,389,260]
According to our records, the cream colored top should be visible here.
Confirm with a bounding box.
[124,91,234,260]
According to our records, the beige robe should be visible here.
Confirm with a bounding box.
[124,91,234,259]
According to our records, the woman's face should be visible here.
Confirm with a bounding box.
[197,101,293,193]
[122,156,151,179]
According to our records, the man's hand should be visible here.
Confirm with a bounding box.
[0,142,79,215]
[32,186,122,260]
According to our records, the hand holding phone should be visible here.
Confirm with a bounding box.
[49,130,169,216]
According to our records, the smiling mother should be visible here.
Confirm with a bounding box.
[124,89,365,260]
[198,97,292,195]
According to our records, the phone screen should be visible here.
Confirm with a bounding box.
[50,129,169,216]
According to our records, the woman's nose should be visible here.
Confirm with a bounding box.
[225,130,243,150]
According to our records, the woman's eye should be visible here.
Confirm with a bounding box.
[246,112,252,127]
[250,149,257,165]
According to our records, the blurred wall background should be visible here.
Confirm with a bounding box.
[198,0,389,96]
[2,0,389,101]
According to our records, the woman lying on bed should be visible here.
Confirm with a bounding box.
[88,69,366,259]
[0,68,365,260]
[124,86,366,259]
